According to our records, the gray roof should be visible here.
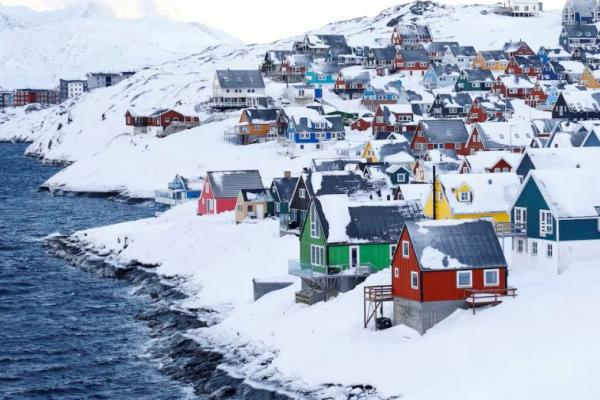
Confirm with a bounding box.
[426,41,459,52]
[292,115,344,133]
[313,34,348,47]
[398,49,429,62]
[448,45,477,57]
[513,56,543,68]
[379,142,414,161]
[370,46,397,61]
[311,62,341,75]
[272,177,299,202]
[285,54,314,67]
[343,72,371,85]
[207,170,263,198]
[245,108,279,123]
[216,70,265,89]
[480,50,508,61]
[316,198,424,243]
[461,68,495,82]
[435,93,473,108]
[406,220,508,271]
[566,0,596,16]
[419,119,469,143]
[432,64,460,76]
[312,158,362,172]
[240,188,273,202]
[306,172,386,197]
[563,24,598,39]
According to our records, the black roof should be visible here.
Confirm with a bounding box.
[461,69,495,82]
[216,70,265,89]
[240,188,272,202]
[419,119,469,143]
[306,172,386,197]
[312,159,361,172]
[207,170,263,198]
[563,24,598,39]
[370,46,397,61]
[398,49,429,62]
[406,220,508,271]
[245,108,279,123]
[271,177,299,203]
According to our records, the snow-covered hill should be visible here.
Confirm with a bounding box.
[1,1,561,197]
[0,1,239,89]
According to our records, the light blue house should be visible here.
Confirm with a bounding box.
[154,174,203,212]
[582,128,600,146]
[305,63,340,86]
[511,169,600,272]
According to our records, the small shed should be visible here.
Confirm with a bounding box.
[235,188,274,223]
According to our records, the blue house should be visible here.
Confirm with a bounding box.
[582,128,600,146]
[305,63,340,86]
[280,107,345,151]
[271,173,300,234]
[541,61,566,81]
[511,169,600,272]
[543,86,560,108]
[154,175,203,212]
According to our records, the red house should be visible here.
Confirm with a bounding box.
[14,89,60,106]
[410,119,469,155]
[350,116,373,131]
[197,170,264,215]
[504,56,543,78]
[491,75,534,99]
[466,97,512,124]
[394,49,430,76]
[125,109,199,135]
[372,104,416,135]
[525,83,548,107]
[503,40,535,58]
[391,220,509,334]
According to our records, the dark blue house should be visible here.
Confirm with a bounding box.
[511,169,600,272]
[154,175,203,212]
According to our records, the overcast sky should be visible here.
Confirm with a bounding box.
[0,0,565,43]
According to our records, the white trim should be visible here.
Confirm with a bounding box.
[456,270,473,288]
[394,267,400,278]
[310,206,320,238]
[410,271,419,289]
[483,269,500,287]
[390,244,397,260]
[402,240,410,258]
[310,244,325,266]
[349,245,360,268]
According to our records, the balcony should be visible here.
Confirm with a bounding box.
[288,260,372,280]
[494,222,527,237]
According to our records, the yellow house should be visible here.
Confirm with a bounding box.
[361,139,414,164]
[580,67,600,89]
[472,51,509,71]
[423,173,521,223]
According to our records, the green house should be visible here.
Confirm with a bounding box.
[291,194,424,303]
[454,69,495,92]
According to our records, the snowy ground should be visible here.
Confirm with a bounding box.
[71,199,600,400]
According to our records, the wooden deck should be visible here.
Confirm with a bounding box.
[363,285,393,330]
[465,287,518,314]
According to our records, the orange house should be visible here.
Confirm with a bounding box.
[235,108,279,145]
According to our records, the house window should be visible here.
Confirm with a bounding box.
[394,267,400,278]
[299,188,306,199]
[390,244,397,260]
[532,241,538,256]
[514,207,527,225]
[547,243,553,258]
[484,269,499,287]
[460,191,471,203]
[397,173,406,183]
[402,240,410,258]
[456,270,472,288]
[248,205,254,212]
[540,210,553,236]
[310,245,325,266]
[310,207,320,238]
[517,239,524,253]
[237,205,242,212]
[410,271,419,289]
[275,203,280,213]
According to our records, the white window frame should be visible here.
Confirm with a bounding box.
[460,191,471,203]
[397,173,406,183]
[310,206,320,238]
[531,241,538,256]
[310,244,325,266]
[410,271,419,289]
[390,244,397,260]
[394,267,400,278]
[483,269,500,287]
[402,240,410,258]
[517,238,524,253]
[456,270,473,288]
[299,188,306,199]
[514,207,527,224]
[540,210,553,236]
[547,243,553,258]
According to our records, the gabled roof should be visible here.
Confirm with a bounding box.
[461,68,495,82]
[475,121,535,149]
[512,56,543,68]
[308,34,349,48]
[431,64,461,76]
[438,172,521,215]
[496,74,534,89]
[314,195,424,244]
[560,90,600,112]
[312,158,363,172]
[397,49,429,62]
[503,40,530,53]
[565,0,597,16]
[418,119,469,144]
[479,50,509,61]
[394,24,432,39]
[463,151,523,173]
[425,41,459,52]
[434,93,473,108]
[244,108,279,123]
[240,188,273,202]
[310,62,341,75]
[563,24,598,39]
[406,220,507,271]
[207,170,263,199]
[521,147,600,171]
[524,169,600,219]
[306,171,387,197]
[271,176,299,203]
[216,70,265,89]
[447,45,477,57]
[285,54,314,67]
[369,46,397,61]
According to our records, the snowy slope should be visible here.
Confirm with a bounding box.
[70,200,600,400]
[3,1,561,196]
[0,1,239,89]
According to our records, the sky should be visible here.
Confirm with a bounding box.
[0,0,566,43]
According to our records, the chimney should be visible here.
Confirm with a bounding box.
[284,171,291,178]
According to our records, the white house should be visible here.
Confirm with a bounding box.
[210,70,268,109]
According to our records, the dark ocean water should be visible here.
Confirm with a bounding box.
[0,143,192,399]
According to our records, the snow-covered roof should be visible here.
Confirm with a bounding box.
[282,106,331,127]
[240,188,273,202]
[207,170,263,199]
[464,151,522,173]
[438,172,521,215]
[559,61,586,74]
[527,169,600,219]
[419,119,469,144]
[475,121,535,149]
[561,90,600,112]
[523,147,600,171]
[315,195,424,244]
[496,74,534,89]
[216,70,265,89]
[406,220,507,271]
[398,183,431,204]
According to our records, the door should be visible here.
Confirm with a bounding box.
[349,246,360,269]
[207,199,214,214]
[256,204,264,219]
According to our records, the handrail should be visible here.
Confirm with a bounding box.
[465,287,517,314]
